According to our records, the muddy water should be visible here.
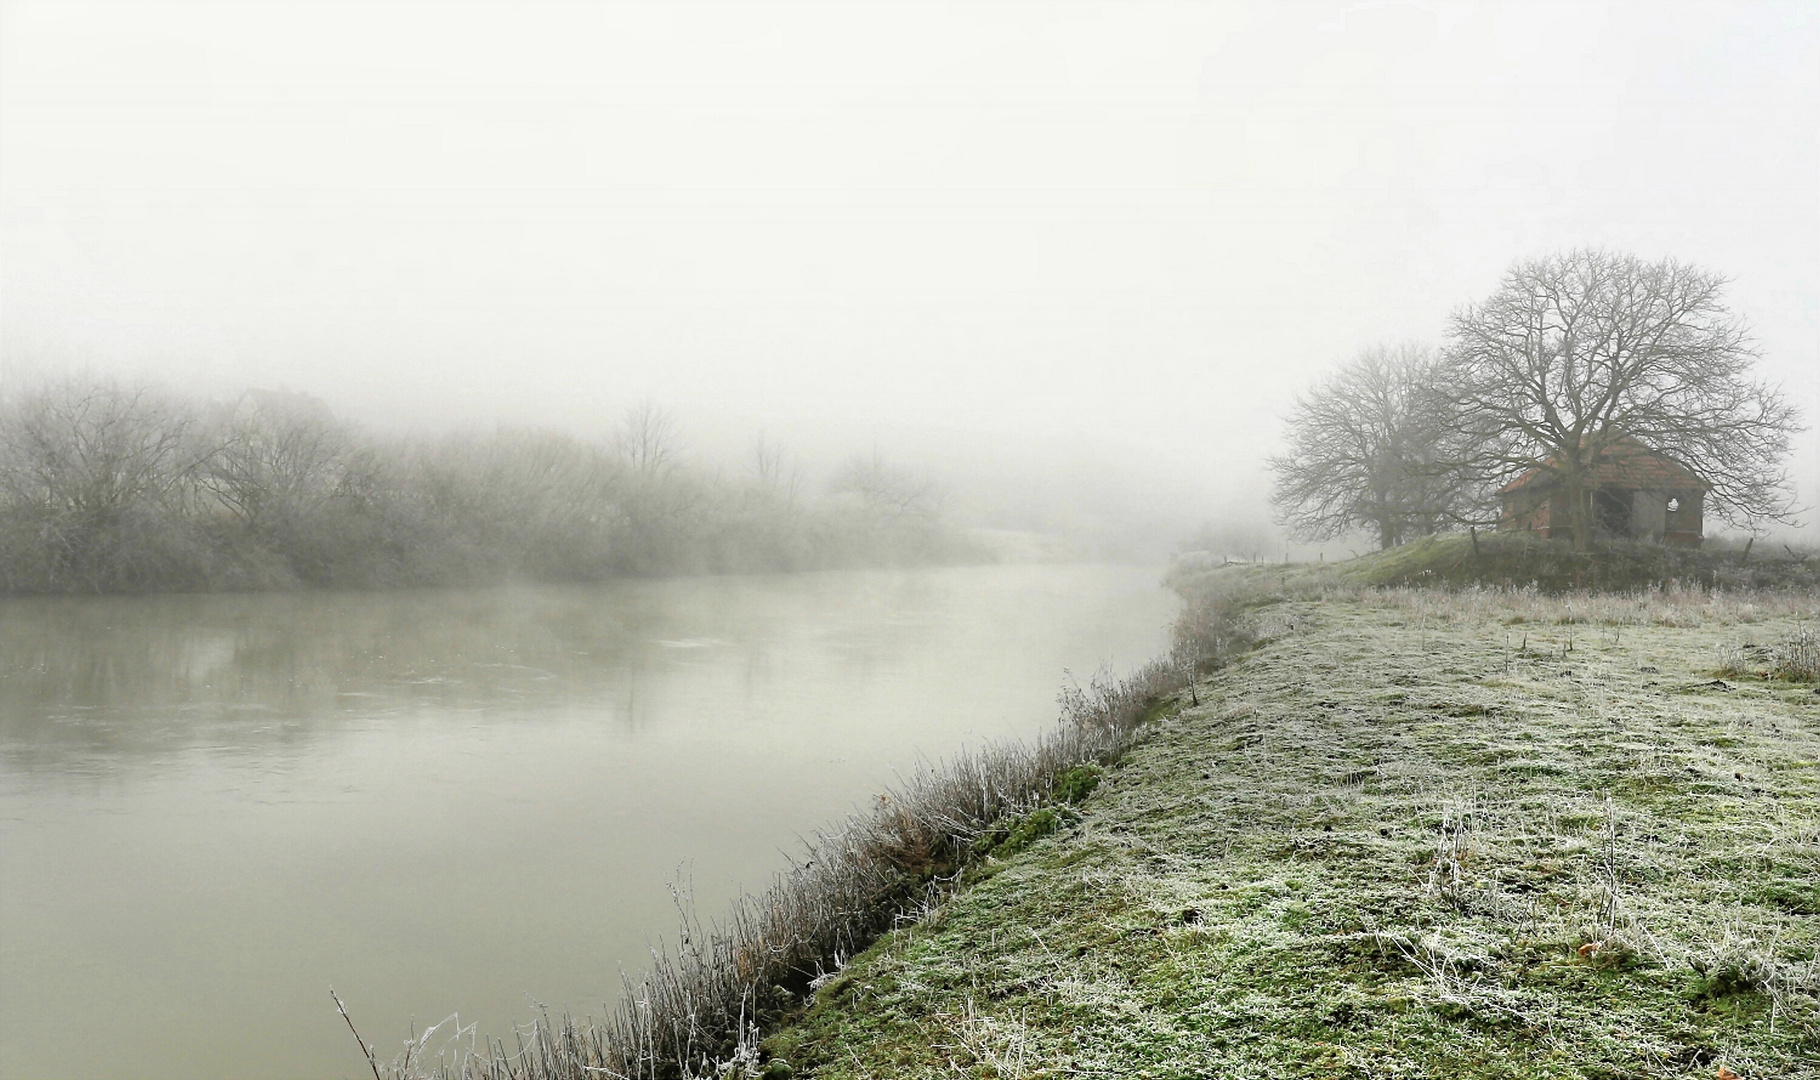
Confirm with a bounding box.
[0,564,1174,1079]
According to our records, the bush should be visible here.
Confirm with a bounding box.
[0,379,986,594]
[1772,626,1819,681]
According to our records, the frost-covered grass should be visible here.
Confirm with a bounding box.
[1360,581,1820,629]
[1320,531,1820,595]
[758,591,1820,1079]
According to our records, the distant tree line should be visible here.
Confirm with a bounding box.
[0,381,980,594]
[1272,249,1801,551]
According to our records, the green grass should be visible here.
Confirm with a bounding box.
[754,592,1820,1079]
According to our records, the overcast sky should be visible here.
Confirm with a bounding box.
[2,0,1816,535]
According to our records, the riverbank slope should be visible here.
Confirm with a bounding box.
[759,583,1820,1078]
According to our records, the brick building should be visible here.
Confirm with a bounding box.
[1498,438,1706,546]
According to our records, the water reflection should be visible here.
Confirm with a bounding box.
[0,564,1173,1080]
[0,572,978,770]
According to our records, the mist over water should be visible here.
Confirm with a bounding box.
[2,4,1817,1076]
[0,563,1174,1080]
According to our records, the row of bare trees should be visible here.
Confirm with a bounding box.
[0,384,973,594]
[1271,250,1802,551]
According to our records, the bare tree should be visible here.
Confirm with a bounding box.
[613,402,682,479]
[412,427,621,565]
[750,433,804,506]
[0,379,205,589]
[198,401,352,529]
[1447,250,1801,548]
[829,450,941,518]
[1270,344,1469,550]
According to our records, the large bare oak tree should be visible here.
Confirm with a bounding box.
[1447,250,1800,549]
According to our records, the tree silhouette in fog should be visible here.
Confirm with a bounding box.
[1445,249,1800,549]
[1270,345,1469,551]
[1272,251,1801,552]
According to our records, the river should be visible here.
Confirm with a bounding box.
[0,563,1175,1079]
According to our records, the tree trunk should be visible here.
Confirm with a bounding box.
[1569,483,1594,551]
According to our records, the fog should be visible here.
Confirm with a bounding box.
[3,0,1816,549]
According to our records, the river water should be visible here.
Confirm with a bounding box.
[0,563,1175,1079]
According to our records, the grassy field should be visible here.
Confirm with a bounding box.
[756,580,1820,1078]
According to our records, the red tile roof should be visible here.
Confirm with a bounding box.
[1499,438,1708,494]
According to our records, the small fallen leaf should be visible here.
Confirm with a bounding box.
[1577,940,1604,958]
[1717,1067,1741,1080]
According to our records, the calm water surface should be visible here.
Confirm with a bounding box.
[0,564,1174,1080]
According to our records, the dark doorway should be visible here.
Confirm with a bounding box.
[1595,488,1631,536]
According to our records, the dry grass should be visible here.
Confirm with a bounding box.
[1716,624,1820,684]
[1772,626,1820,681]
[1358,581,1820,629]
[362,582,1268,1080]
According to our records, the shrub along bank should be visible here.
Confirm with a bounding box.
[358,577,1270,1080]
